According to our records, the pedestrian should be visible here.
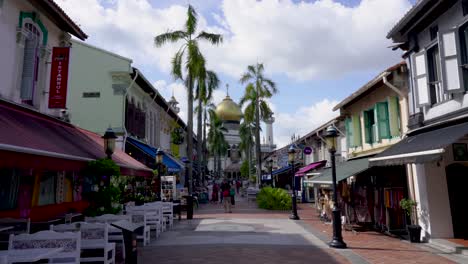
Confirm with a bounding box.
[236,180,241,194]
[221,180,232,213]
[211,183,219,203]
[230,183,236,206]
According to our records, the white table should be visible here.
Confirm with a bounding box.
[0,227,13,232]
[0,248,63,263]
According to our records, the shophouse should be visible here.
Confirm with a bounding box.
[311,62,410,233]
[380,0,468,240]
[67,40,188,185]
[0,0,86,116]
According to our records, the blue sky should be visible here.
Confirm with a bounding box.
[58,0,415,148]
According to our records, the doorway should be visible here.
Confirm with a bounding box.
[445,164,468,239]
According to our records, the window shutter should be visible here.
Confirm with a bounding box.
[20,38,37,100]
[363,111,372,144]
[345,118,353,148]
[388,97,400,137]
[413,52,430,106]
[439,29,463,93]
[376,102,390,140]
[352,114,362,147]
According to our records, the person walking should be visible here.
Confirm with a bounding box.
[230,183,236,206]
[221,180,232,213]
[211,182,219,203]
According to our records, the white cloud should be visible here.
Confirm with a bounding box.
[272,99,339,148]
[57,0,411,82]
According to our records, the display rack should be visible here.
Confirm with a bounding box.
[161,176,177,201]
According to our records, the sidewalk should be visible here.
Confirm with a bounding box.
[298,203,457,264]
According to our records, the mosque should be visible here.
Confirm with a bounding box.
[208,89,276,179]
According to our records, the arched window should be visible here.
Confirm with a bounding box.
[20,21,42,105]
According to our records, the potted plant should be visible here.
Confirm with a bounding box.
[400,198,421,243]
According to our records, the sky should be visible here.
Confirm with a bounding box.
[56,0,416,149]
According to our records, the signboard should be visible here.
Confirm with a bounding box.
[303,147,313,155]
[48,47,70,108]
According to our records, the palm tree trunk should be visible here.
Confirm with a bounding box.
[197,98,203,186]
[255,86,262,187]
[187,75,194,194]
[203,108,207,182]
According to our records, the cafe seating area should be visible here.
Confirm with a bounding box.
[0,201,179,264]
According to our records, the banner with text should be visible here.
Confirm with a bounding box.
[48,47,70,109]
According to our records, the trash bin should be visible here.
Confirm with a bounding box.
[184,195,194,220]
[111,220,142,264]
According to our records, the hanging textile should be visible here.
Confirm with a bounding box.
[56,172,65,204]
[0,169,20,210]
[38,173,56,206]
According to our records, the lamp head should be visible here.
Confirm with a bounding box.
[288,145,296,163]
[156,149,164,164]
[102,127,117,158]
[325,125,338,152]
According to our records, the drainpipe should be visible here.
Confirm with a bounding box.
[122,69,139,151]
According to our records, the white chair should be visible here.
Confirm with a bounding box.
[161,202,174,229]
[127,206,162,238]
[84,215,128,260]
[129,213,151,246]
[79,223,115,264]
[9,230,81,264]
[142,204,166,233]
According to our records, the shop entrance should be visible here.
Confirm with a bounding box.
[446,164,468,239]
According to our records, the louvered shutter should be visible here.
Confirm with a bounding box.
[20,37,37,100]
[352,114,362,147]
[345,118,353,148]
[439,29,463,93]
[376,102,390,140]
[413,52,430,106]
[363,111,372,144]
[388,97,401,137]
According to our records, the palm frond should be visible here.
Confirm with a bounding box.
[171,49,184,80]
[196,31,223,45]
[239,72,253,84]
[154,31,187,47]
[186,5,198,35]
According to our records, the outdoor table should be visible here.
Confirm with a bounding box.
[0,227,13,232]
[0,247,63,263]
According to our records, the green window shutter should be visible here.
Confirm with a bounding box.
[388,97,400,137]
[352,114,362,147]
[345,118,353,148]
[376,102,390,140]
[363,111,372,144]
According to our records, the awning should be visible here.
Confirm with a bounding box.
[295,160,327,177]
[369,122,468,166]
[310,158,370,184]
[0,100,152,176]
[272,165,291,175]
[126,137,182,173]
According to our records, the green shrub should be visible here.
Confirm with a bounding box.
[257,187,291,210]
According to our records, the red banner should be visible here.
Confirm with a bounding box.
[48,47,70,109]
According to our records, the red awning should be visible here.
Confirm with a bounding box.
[0,100,152,176]
[295,160,327,177]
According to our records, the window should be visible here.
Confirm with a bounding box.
[20,22,41,106]
[427,45,445,105]
[345,114,361,148]
[463,0,468,16]
[363,109,376,144]
[459,22,468,90]
[376,102,390,140]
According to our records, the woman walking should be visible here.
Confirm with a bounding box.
[221,180,232,213]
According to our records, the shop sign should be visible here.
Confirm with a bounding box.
[48,47,70,108]
[303,147,312,155]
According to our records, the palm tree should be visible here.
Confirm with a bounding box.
[239,120,255,179]
[155,5,222,193]
[195,70,220,185]
[239,63,277,187]
[207,113,228,178]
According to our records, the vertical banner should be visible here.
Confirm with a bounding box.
[48,47,70,109]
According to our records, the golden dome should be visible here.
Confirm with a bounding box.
[215,95,243,122]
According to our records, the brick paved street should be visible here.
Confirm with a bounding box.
[138,197,465,264]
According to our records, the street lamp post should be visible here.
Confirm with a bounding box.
[288,145,300,220]
[325,125,347,249]
[182,157,193,219]
[155,149,164,201]
[102,127,117,159]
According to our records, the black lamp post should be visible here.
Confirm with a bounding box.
[102,127,117,159]
[325,125,347,249]
[155,149,164,200]
[182,157,193,219]
[288,145,300,220]
[267,158,274,188]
